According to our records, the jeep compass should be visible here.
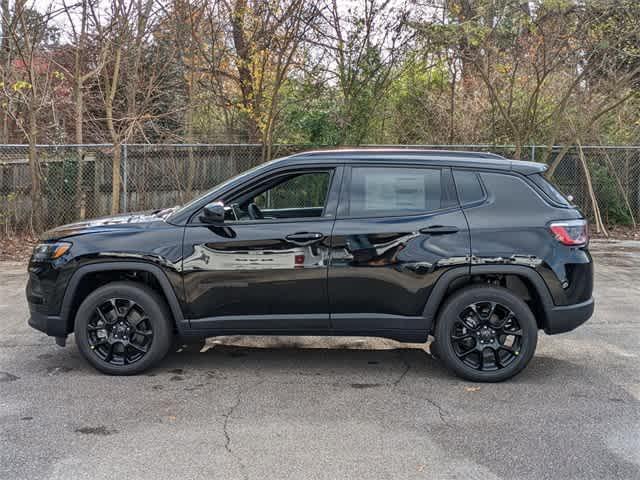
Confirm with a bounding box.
[26,149,594,381]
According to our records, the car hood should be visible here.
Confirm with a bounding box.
[40,208,178,241]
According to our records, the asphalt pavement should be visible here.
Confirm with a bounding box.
[1,240,639,480]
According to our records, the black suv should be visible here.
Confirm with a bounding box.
[27,149,594,381]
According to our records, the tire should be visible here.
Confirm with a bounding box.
[429,340,440,359]
[74,281,173,375]
[434,285,538,382]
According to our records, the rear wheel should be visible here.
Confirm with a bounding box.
[74,281,173,375]
[434,285,538,382]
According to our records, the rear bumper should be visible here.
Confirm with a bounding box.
[28,307,67,338]
[544,297,594,335]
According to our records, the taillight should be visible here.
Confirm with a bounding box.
[549,219,588,246]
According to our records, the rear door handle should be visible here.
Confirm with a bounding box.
[285,232,324,246]
[419,225,459,235]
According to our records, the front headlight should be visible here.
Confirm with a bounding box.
[32,241,72,261]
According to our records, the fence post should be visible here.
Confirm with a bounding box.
[122,143,128,212]
[531,145,536,162]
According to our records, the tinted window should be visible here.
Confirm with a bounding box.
[225,170,332,222]
[530,173,571,207]
[255,172,330,209]
[349,167,442,217]
[454,170,484,204]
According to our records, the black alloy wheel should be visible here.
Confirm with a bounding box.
[450,301,523,371]
[434,285,538,382]
[87,298,154,366]
[75,281,172,375]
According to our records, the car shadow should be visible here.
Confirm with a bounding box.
[28,336,639,400]
[157,339,452,382]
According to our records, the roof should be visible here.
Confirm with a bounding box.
[285,148,547,175]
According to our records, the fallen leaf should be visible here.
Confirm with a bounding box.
[464,386,481,392]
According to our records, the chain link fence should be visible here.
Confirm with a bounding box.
[1,143,639,234]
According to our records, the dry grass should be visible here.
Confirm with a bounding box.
[591,225,640,240]
[0,234,37,262]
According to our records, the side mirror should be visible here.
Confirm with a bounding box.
[199,202,226,225]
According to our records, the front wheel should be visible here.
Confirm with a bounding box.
[74,281,173,375]
[434,285,538,382]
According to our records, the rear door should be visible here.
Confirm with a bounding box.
[328,164,470,334]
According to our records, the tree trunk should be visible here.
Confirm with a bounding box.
[546,144,572,178]
[111,143,121,214]
[73,0,88,219]
[28,108,42,233]
[577,141,607,236]
[448,64,456,144]
[105,45,121,214]
[0,0,10,143]
[229,0,260,143]
[74,82,85,219]
[185,79,195,202]
[513,141,522,160]
[452,0,480,91]
[600,147,636,228]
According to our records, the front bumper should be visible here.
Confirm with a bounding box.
[28,306,67,338]
[544,297,594,335]
[26,259,70,339]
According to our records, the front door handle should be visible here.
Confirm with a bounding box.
[285,232,324,246]
[419,225,459,235]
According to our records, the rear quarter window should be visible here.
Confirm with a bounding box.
[529,174,571,207]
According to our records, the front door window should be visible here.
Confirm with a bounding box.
[227,171,332,221]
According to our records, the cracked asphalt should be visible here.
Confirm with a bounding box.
[1,239,639,480]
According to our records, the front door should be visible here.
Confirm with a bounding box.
[328,165,471,334]
[182,166,342,333]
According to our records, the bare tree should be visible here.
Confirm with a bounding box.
[318,0,411,145]
[219,0,320,158]
[91,0,179,213]
[0,0,13,142]
[60,0,106,218]
[0,0,63,232]
[452,1,584,158]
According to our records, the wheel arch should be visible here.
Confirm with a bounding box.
[423,265,554,333]
[60,262,185,334]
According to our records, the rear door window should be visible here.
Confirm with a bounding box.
[453,170,485,205]
[347,167,442,217]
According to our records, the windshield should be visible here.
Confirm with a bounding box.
[165,158,282,222]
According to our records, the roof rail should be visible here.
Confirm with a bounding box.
[290,148,506,160]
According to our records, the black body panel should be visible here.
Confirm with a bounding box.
[459,171,590,306]
[328,208,470,330]
[181,219,333,327]
[26,216,185,335]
